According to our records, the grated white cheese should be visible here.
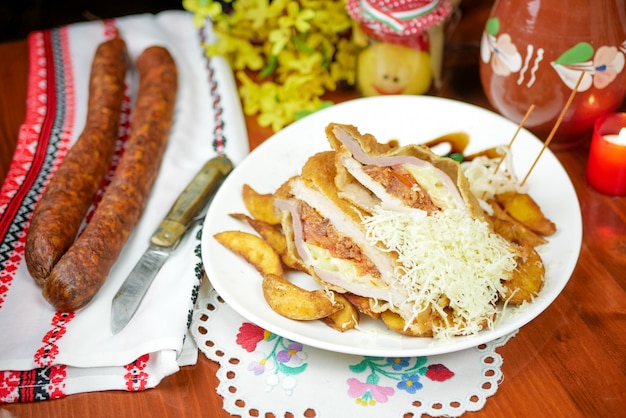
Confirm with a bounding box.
[461,146,528,209]
[495,292,532,327]
[322,286,336,304]
[362,206,518,340]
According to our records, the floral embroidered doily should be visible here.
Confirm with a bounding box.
[191,280,517,418]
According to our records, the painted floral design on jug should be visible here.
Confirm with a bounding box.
[481,17,626,92]
[478,0,626,149]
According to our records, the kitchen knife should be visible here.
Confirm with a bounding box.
[110,155,233,334]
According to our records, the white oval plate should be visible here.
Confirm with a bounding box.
[201,95,582,357]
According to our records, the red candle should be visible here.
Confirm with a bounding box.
[586,113,626,196]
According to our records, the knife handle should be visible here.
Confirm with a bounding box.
[150,155,233,248]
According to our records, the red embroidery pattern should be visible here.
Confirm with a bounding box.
[123,354,150,391]
[44,365,67,400]
[0,26,75,311]
[32,25,75,206]
[0,31,48,310]
[103,19,118,39]
[236,322,267,352]
[199,26,227,156]
[34,312,75,367]
[425,363,455,381]
[0,365,67,404]
[57,25,76,167]
[0,36,44,212]
[0,251,22,309]
[0,371,20,403]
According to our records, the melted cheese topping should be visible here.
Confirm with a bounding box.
[404,164,458,210]
[362,206,517,339]
[307,244,365,283]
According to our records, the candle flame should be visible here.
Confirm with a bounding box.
[605,127,626,146]
[618,128,626,145]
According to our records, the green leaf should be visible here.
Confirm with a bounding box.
[318,101,333,110]
[294,110,311,120]
[294,101,334,120]
[446,152,464,162]
[293,33,315,54]
[321,43,331,68]
[349,360,369,373]
[415,356,427,368]
[555,42,594,65]
[485,18,500,36]
[277,361,308,375]
[366,373,380,385]
[259,55,278,78]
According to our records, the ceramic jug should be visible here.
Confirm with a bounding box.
[479,0,626,149]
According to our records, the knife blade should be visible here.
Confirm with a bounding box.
[110,155,233,334]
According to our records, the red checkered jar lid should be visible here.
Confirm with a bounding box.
[347,0,453,42]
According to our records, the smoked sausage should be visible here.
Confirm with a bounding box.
[25,36,129,285]
[42,46,178,311]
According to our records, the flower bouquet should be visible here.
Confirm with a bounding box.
[183,0,359,131]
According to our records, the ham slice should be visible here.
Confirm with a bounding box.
[326,123,486,221]
[275,152,406,305]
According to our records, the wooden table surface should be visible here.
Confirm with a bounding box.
[2,1,625,417]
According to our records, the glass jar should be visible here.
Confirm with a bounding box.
[346,0,454,96]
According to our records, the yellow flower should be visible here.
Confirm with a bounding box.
[212,36,265,71]
[237,72,276,116]
[182,0,223,27]
[278,2,315,33]
[288,74,326,99]
[277,49,323,76]
[235,0,273,30]
[185,0,358,132]
[268,27,291,56]
[331,38,359,84]
[308,2,352,35]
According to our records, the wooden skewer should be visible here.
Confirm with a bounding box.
[479,104,535,201]
[520,71,586,187]
[493,104,536,175]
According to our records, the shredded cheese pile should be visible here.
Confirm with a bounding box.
[362,206,517,339]
[461,146,527,211]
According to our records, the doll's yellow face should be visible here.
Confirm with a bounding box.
[356,42,432,96]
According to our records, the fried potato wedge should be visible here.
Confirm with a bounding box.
[230,213,287,254]
[501,243,545,304]
[344,293,380,320]
[380,310,434,337]
[230,212,309,272]
[321,293,359,332]
[488,200,548,247]
[496,192,556,236]
[262,273,343,320]
[242,184,281,225]
[214,230,283,277]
